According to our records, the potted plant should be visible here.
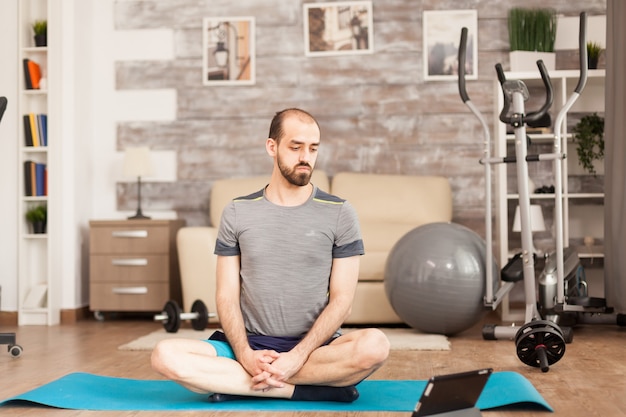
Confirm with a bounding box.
[572,113,604,175]
[508,8,557,72]
[32,19,47,47]
[586,42,603,69]
[25,204,47,234]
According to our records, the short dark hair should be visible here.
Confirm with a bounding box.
[268,108,320,143]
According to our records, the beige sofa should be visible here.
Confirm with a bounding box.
[177,172,452,325]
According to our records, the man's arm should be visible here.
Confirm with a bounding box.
[258,255,360,385]
[216,255,247,356]
[216,255,280,380]
[294,255,360,356]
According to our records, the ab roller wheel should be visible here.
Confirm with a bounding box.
[153,299,215,333]
[515,320,566,372]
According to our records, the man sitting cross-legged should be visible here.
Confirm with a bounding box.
[151,108,390,402]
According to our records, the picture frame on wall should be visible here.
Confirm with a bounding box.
[304,1,374,57]
[423,10,478,81]
[203,16,255,85]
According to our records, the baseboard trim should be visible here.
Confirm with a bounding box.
[0,311,18,326]
[61,306,91,324]
[1,308,90,326]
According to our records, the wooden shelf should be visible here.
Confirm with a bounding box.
[576,245,604,259]
[506,193,604,200]
[17,0,57,326]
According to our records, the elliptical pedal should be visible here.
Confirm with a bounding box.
[568,296,608,308]
[501,252,536,283]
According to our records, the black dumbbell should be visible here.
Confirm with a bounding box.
[154,299,214,333]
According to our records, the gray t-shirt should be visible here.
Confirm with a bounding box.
[214,185,364,337]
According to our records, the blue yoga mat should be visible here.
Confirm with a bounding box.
[0,371,552,412]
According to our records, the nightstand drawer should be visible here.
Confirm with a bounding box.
[90,283,169,311]
[90,255,169,283]
[89,219,184,315]
[90,225,170,254]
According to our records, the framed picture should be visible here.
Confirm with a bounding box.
[203,16,255,85]
[304,1,373,57]
[423,10,478,81]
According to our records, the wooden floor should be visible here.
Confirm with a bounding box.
[0,312,624,417]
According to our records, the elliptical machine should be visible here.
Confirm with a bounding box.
[457,13,596,372]
[460,11,625,372]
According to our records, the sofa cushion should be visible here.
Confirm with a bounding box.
[209,171,330,226]
[331,173,453,282]
[344,281,401,324]
[358,222,418,281]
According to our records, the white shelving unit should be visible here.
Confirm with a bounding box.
[17,0,59,325]
[493,69,606,320]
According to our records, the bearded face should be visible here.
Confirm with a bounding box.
[277,148,312,186]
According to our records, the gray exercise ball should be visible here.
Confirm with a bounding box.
[384,222,497,336]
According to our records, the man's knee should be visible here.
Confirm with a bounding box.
[151,339,176,374]
[151,339,220,379]
[355,328,390,367]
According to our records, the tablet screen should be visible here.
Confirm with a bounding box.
[413,368,492,417]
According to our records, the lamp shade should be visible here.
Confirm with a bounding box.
[214,42,229,67]
[513,204,546,232]
[123,147,153,178]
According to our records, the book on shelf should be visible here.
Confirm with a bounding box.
[29,161,36,197]
[28,113,39,146]
[22,58,42,90]
[23,115,33,146]
[22,113,48,147]
[38,114,48,146]
[35,163,46,196]
[22,59,32,89]
[23,160,47,197]
[24,161,33,196]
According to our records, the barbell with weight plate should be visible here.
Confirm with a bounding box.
[154,299,215,333]
[515,319,566,372]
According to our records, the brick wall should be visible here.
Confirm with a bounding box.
[113,0,606,233]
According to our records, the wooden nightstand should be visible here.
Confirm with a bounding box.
[89,219,185,319]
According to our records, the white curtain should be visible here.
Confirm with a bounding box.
[603,0,626,313]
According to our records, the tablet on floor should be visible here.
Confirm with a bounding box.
[412,368,492,417]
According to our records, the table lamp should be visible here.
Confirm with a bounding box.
[513,204,546,255]
[123,147,153,220]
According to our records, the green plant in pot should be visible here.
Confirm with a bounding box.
[25,204,47,234]
[508,8,557,71]
[572,113,604,175]
[508,8,557,52]
[586,42,603,69]
[32,19,47,47]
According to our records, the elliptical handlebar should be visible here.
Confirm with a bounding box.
[456,26,496,308]
[457,27,470,103]
[495,63,507,84]
[575,11,589,94]
[497,60,554,126]
[495,64,511,124]
[553,12,589,306]
[526,60,554,123]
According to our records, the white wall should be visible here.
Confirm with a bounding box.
[0,0,179,314]
[91,1,178,223]
[0,1,19,311]
[90,0,118,221]
[555,15,607,49]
